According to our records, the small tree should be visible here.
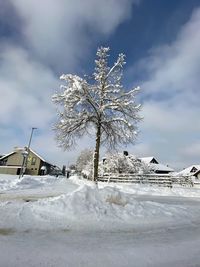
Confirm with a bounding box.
[76,148,93,176]
[52,47,141,183]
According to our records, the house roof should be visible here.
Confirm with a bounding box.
[29,148,48,163]
[148,163,174,172]
[139,157,159,164]
[29,148,57,167]
[178,165,200,176]
[139,157,174,172]
[0,152,15,160]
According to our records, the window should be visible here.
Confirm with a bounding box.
[191,167,197,173]
[0,159,7,166]
[31,157,36,165]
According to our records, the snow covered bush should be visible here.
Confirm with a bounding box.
[102,152,151,175]
[52,47,141,182]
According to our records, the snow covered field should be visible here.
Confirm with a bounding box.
[1,174,200,266]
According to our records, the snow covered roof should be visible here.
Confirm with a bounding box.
[27,148,56,166]
[178,165,200,176]
[139,157,159,164]
[148,163,174,172]
[0,152,15,160]
[139,157,173,172]
[29,148,49,164]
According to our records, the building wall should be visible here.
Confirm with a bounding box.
[26,151,42,175]
[6,152,23,166]
[0,151,42,176]
[0,167,20,175]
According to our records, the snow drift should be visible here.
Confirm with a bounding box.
[1,175,200,233]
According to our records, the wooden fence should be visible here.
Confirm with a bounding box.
[98,173,194,188]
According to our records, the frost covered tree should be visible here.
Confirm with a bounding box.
[76,148,93,175]
[102,152,151,175]
[52,47,141,183]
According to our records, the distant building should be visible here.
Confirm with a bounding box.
[139,157,174,174]
[178,165,200,179]
[102,152,174,175]
[0,147,58,176]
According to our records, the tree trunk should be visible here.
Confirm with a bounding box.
[93,124,101,183]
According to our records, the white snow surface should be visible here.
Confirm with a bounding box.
[1,174,200,231]
[1,174,200,266]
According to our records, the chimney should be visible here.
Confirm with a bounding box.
[123,151,128,156]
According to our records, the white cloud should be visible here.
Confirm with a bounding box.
[139,8,200,98]
[129,8,200,169]
[142,102,200,134]
[0,0,139,166]
[10,0,136,71]
[0,44,58,128]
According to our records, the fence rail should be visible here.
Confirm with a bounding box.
[98,173,194,188]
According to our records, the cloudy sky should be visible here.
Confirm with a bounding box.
[0,0,200,170]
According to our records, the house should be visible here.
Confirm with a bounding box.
[178,165,200,179]
[139,156,174,174]
[0,147,58,176]
[101,152,174,175]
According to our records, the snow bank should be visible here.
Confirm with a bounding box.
[1,174,200,233]
[0,175,64,192]
[112,183,200,198]
[1,182,199,232]
[1,175,200,267]
[70,175,200,198]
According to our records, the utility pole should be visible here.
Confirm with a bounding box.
[19,127,37,179]
[27,127,37,151]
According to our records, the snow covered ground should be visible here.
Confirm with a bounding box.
[1,174,200,266]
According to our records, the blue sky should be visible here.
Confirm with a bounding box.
[0,0,200,169]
